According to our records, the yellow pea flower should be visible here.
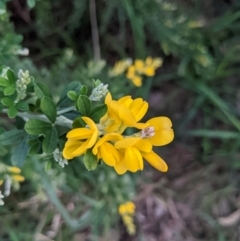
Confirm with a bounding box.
[92,133,123,167]
[63,117,98,159]
[100,93,148,134]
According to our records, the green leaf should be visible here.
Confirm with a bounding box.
[89,104,107,123]
[25,119,52,135]
[7,69,17,84]
[34,82,52,99]
[40,96,57,123]
[28,140,41,155]
[42,127,58,154]
[15,101,29,111]
[11,137,28,167]
[67,90,77,101]
[77,95,91,115]
[57,81,81,107]
[80,85,88,95]
[1,97,14,107]
[83,149,98,171]
[0,77,10,87]
[4,86,15,96]
[7,105,17,118]
[0,129,26,145]
[72,116,85,128]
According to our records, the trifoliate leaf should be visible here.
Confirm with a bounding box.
[89,104,107,123]
[4,86,15,96]
[40,96,57,123]
[6,69,17,84]
[1,97,14,107]
[57,81,81,108]
[42,127,58,154]
[7,105,17,118]
[24,119,52,135]
[0,77,10,87]
[11,137,28,167]
[34,82,52,99]
[0,129,26,145]
[77,95,91,115]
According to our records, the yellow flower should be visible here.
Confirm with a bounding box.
[109,59,132,77]
[0,165,25,185]
[118,201,136,236]
[100,93,148,134]
[63,116,98,159]
[92,133,123,167]
[114,116,174,174]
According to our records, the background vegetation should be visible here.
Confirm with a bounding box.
[1,0,240,240]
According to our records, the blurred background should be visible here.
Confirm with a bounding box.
[1,0,240,240]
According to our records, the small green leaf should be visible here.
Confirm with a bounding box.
[67,90,77,101]
[72,116,85,128]
[7,69,17,84]
[4,86,15,96]
[15,101,29,111]
[42,127,58,154]
[77,95,91,115]
[1,97,14,107]
[57,81,81,107]
[28,141,41,155]
[34,82,52,99]
[40,96,57,123]
[0,129,26,145]
[0,77,10,87]
[45,160,52,170]
[80,85,88,95]
[83,149,98,171]
[8,105,17,118]
[24,119,52,135]
[11,137,28,167]
[89,104,107,123]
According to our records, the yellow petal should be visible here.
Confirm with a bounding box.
[134,139,152,152]
[118,95,132,105]
[0,180,3,186]
[66,128,92,140]
[11,175,25,182]
[82,116,98,132]
[72,139,89,157]
[93,133,123,155]
[134,60,144,71]
[100,142,120,166]
[7,166,21,174]
[114,160,128,175]
[142,151,168,172]
[124,147,143,172]
[119,106,137,126]
[133,122,149,130]
[115,137,141,149]
[130,99,148,121]
[105,92,112,105]
[148,129,174,146]
[63,140,83,159]
[144,66,155,76]
[86,129,98,148]
[145,57,153,65]
[147,117,173,131]
[131,76,142,87]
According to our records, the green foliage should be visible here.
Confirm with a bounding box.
[84,149,98,171]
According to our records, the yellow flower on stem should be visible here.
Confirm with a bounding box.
[92,133,123,167]
[100,93,148,133]
[63,117,98,159]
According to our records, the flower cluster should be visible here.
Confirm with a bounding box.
[16,69,31,101]
[118,201,136,235]
[126,57,163,87]
[0,164,25,200]
[63,92,174,175]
